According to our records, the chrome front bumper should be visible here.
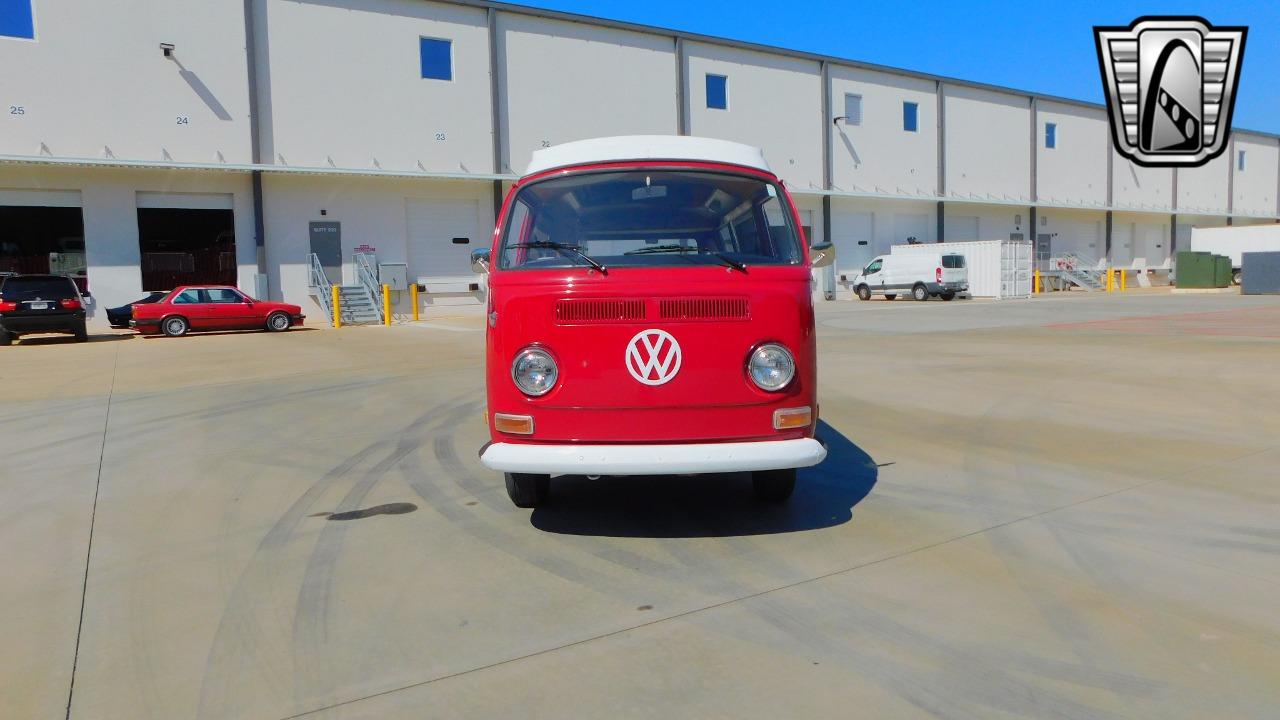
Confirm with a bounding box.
[479,438,826,476]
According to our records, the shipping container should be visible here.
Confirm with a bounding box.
[891,240,1031,298]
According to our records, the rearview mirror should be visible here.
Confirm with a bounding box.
[470,248,491,274]
[809,242,835,269]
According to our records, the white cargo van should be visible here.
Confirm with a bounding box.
[850,253,968,301]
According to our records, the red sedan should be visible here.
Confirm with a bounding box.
[131,285,304,337]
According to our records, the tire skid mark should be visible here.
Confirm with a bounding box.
[430,401,508,514]
[195,440,392,720]
[290,402,464,706]
[436,417,753,600]
[122,377,399,430]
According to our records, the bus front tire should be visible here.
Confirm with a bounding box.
[855,285,871,301]
[505,472,550,508]
[752,469,796,503]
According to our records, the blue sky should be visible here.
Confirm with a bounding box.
[514,0,1279,134]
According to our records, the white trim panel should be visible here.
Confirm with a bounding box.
[0,189,82,207]
[480,438,826,475]
[136,191,234,210]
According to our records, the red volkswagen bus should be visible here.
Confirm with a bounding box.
[475,136,834,508]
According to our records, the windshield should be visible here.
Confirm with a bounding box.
[498,170,802,271]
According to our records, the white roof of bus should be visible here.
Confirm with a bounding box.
[524,136,772,177]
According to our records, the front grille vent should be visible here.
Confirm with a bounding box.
[555,298,646,324]
[658,297,750,321]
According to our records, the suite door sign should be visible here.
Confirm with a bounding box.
[309,221,342,284]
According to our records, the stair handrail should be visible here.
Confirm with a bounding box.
[354,252,384,323]
[307,253,332,318]
[1058,251,1106,272]
[1055,252,1106,290]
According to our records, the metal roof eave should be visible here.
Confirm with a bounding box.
[0,154,515,182]
[789,187,1277,219]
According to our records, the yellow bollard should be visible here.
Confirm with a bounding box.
[1120,269,1127,292]
[382,284,392,326]
[1033,269,1041,294]
[411,283,420,322]
[331,285,341,328]
[1106,268,1114,293]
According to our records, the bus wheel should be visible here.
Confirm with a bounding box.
[884,294,896,301]
[941,292,956,301]
[752,469,795,503]
[912,284,929,301]
[855,285,871,301]
[505,472,550,508]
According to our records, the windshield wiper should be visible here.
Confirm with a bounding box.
[510,241,607,274]
[625,244,696,255]
[625,244,747,272]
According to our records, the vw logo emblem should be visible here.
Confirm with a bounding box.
[625,329,682,386]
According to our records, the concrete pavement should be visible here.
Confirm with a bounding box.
[2,292,1278,719]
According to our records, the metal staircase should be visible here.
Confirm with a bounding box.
[1054,253,1107,292]
[307,252,384,325]
[336,284,382,324]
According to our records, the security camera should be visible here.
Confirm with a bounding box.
[160,43,175,59]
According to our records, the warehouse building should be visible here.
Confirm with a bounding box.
[2,0,1277,322]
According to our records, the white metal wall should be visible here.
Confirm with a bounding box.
[1111,151,1174,211]
[499,14,677,175]
[948,204,1026,244]
[0,0,252,163]
[1232,134,1280,217]
[1035,101,1108,207]
[1177,151,1231,215]
[829,67,938,197]
[945,85,1031,202]
[685,42,823,190]
[259,0,493,174]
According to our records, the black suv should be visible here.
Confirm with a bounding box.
[0,274,89,346]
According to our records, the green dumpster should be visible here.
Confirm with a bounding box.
[1176,251,1215,288]
[1214,254,1233,288]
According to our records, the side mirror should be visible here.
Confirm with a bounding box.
[471,248,491,274]
[809,242,835,269]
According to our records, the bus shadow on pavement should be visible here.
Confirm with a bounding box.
[530,420,878,538]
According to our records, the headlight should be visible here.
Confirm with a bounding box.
[512,347,558,396]
[748,343,795,391]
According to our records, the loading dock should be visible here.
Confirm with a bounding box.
[135,194,236,291]
[0,195,87,290]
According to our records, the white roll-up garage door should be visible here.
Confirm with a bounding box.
[831,209,873,278]
[406,199,482,280]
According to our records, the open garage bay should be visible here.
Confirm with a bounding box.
[3,292,1279,719]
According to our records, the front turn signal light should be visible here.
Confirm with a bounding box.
[494,413,535,435]
[773,406,813,430]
